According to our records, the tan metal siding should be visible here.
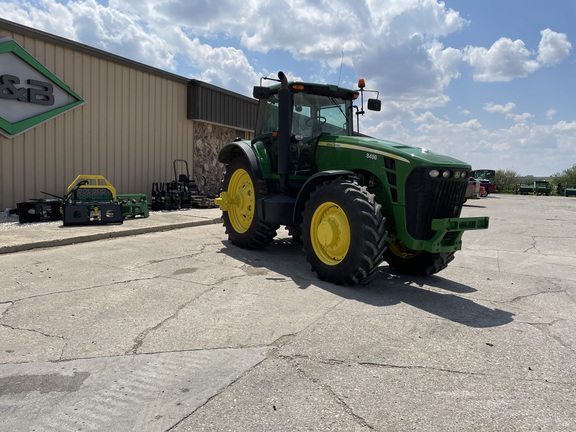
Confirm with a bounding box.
[0,31,196,209]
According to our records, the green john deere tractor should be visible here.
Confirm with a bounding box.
[215,72,489,285]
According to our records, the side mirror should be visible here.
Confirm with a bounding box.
[367,98,381,112]
[253,86,271,99]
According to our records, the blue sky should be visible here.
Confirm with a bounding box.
[2,0,574,176]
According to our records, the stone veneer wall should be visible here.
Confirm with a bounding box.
[193,122,251,197]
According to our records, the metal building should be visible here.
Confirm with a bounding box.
[0,18,257,211]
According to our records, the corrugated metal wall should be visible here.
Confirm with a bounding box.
[0,27,195,209]
[188,80,257,131]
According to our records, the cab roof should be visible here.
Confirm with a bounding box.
[264,81,359,100]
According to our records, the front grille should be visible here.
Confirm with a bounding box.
[405,167,468,240]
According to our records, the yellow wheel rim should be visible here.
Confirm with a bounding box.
[388,240,420,258]
[227,168,255,233]
[310,201,350,266]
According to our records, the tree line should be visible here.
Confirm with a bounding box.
[493,165,576,193]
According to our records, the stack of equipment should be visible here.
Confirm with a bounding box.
[62,175,123,226]
[151,160,215,211]
[117,194,150,218]
[16,199,63,223]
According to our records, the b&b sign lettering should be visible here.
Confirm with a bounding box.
[0,74,54,106]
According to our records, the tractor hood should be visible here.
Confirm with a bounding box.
[322,135,471,168]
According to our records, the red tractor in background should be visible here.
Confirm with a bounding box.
[470,170,498,195]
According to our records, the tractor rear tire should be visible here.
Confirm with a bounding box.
[302,178,387,285]
[383,241,455,276]
[220,157,279,249]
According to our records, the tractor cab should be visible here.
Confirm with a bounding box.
[252,75,380,177]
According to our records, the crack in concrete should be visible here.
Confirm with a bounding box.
[3,275,160,304]
[160,272,230,287]
[282,352,576,386]
[139,252,205,269]
[1,302,68,361]
[523,236,539,254]
[136,242,222,270]
[356,360,489,377]
[521,235,576,256]
[126,285,221,355]
[527,320,576,355]
[0,322,65,341]
[285,355,377,430]
[166,350,269,432]
[509,289,567,303]
[59,340,68,361]
[126,301,192,355]
[266,334,297,359]
[0,301,14,319]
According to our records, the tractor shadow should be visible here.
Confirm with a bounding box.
[219,235,514,329]
[361,270,514,328]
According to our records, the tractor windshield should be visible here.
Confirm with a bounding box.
[292,93,351,137]
[255,91,353,138]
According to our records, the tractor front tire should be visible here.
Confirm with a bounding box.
[219,157,278,249]
[383,241,455,276]
[302,178,387,285]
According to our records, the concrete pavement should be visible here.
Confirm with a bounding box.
[1,194,575,431]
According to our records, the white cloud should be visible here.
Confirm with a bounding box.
[0,0,77,39]
[69,0,177,70]
[1,0,177,70]
[464,38,540,82]
[538,29,572,65]
[161,29,259,93]
[546,109,557,120]
[196,46,259,92]
[483,103,533,123]
[353,0,467,104]
[463,28,571,83]
[365,0,466,39]
[552,121,576,132]
[511,112,533,123]
[112,0,469,105]
[483,102,516,115]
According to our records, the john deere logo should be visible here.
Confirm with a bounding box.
[0,37,84,138]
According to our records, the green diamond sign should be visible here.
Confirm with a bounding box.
[0,37,84,138]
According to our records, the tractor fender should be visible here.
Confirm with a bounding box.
[218,141,262,178]
[293,170,356,225]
